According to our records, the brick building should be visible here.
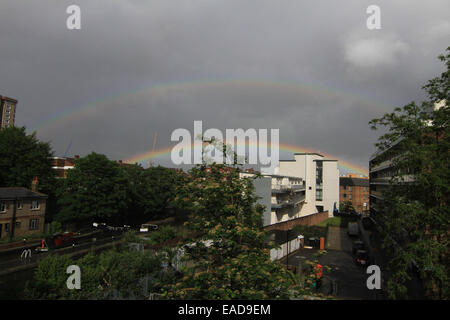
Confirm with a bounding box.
[50,156,78,178]
[51,155,133,178]
[339,174,369,213]
[0,187,47,239]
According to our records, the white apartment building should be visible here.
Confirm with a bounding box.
[276,153,339,218]
[240,172,306,227]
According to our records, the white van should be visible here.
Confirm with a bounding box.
[140,224,158,232]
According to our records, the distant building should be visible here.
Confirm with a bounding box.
[50,155,134,178]
[50,156,78,178]
[0,95,18,128]
[339,174,369,213]
[277,153,339,218]
[0,186,47,239]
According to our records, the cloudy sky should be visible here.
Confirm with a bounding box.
[1,0,449,174]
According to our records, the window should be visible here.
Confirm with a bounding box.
[316,189,323,201]
[0,202,6,212]
[349,187,353,192]
[15,222,21,229]
[343,194,347,198]
[343,186,347,190]
[17,202,23,209]
[31,200,39,210]
[29,219,39,230]
[349,194,352,200]
[5,223,10,232]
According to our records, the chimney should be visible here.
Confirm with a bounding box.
[31,176,38,192]
[74,155,80,159]
[118,160,123,164]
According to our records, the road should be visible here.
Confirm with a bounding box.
[0,231,124,274]
[283,225,379,299]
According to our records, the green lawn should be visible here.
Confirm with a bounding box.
[317,216,354,228]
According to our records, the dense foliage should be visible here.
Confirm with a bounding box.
[0,127,56,192]
[162,164,298,299]
[55,152,128,225]
[24,245,163,300]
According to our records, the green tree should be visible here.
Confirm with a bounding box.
[162,164,298,299]
[339,201,355,213]
[120,164,181,223]
[369,48,450,299]
[0,126,56,192]
[24,247,162,300]
[55,152,128,226]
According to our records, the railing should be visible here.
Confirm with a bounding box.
[271,194,305,209]
[272,182,306,193]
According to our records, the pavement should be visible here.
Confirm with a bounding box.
[283,225,381,299]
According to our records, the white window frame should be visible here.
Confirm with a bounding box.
[31,200,40,210]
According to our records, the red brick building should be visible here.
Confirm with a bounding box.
[339,174,369,213]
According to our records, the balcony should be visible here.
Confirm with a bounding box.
[291,183,306,192]
[271,194,305,209]
[370,177,392,185]
[271,182,305,193]
[370,191,384,200]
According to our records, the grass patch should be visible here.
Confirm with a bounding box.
[317,216,355,228]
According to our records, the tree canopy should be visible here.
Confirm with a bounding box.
[162,164,298,299]
[55,152,128,225]
[0,126,55,193]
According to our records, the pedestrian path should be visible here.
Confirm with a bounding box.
[326,226,352,252]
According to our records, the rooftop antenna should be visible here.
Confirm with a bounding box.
[150,132,157,167]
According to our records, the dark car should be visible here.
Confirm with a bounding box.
[354,250,370,266]
[352,240,365,254]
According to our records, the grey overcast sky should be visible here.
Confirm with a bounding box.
[1,0,449,174]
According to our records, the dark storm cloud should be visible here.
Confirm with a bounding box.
[0,0,448,172]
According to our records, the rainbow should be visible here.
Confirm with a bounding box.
[28,77,385,176]
[30,77,390,133]
[124,142,369,177]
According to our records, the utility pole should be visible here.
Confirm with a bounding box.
[10,196,17,240]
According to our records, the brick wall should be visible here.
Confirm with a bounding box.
[263,211,329,232]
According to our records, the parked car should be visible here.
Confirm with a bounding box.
[352,240,365,254]
[354,249,370,266]
[140,224,158,232]
[347,222,359,236]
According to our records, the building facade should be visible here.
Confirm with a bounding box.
[277,153,339,218]
[50,156,78,178]
[369,100,447,215]
[339,174,369,213]
[0,95,18,128]
[241,172,306,227]
[0,188,47,239]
